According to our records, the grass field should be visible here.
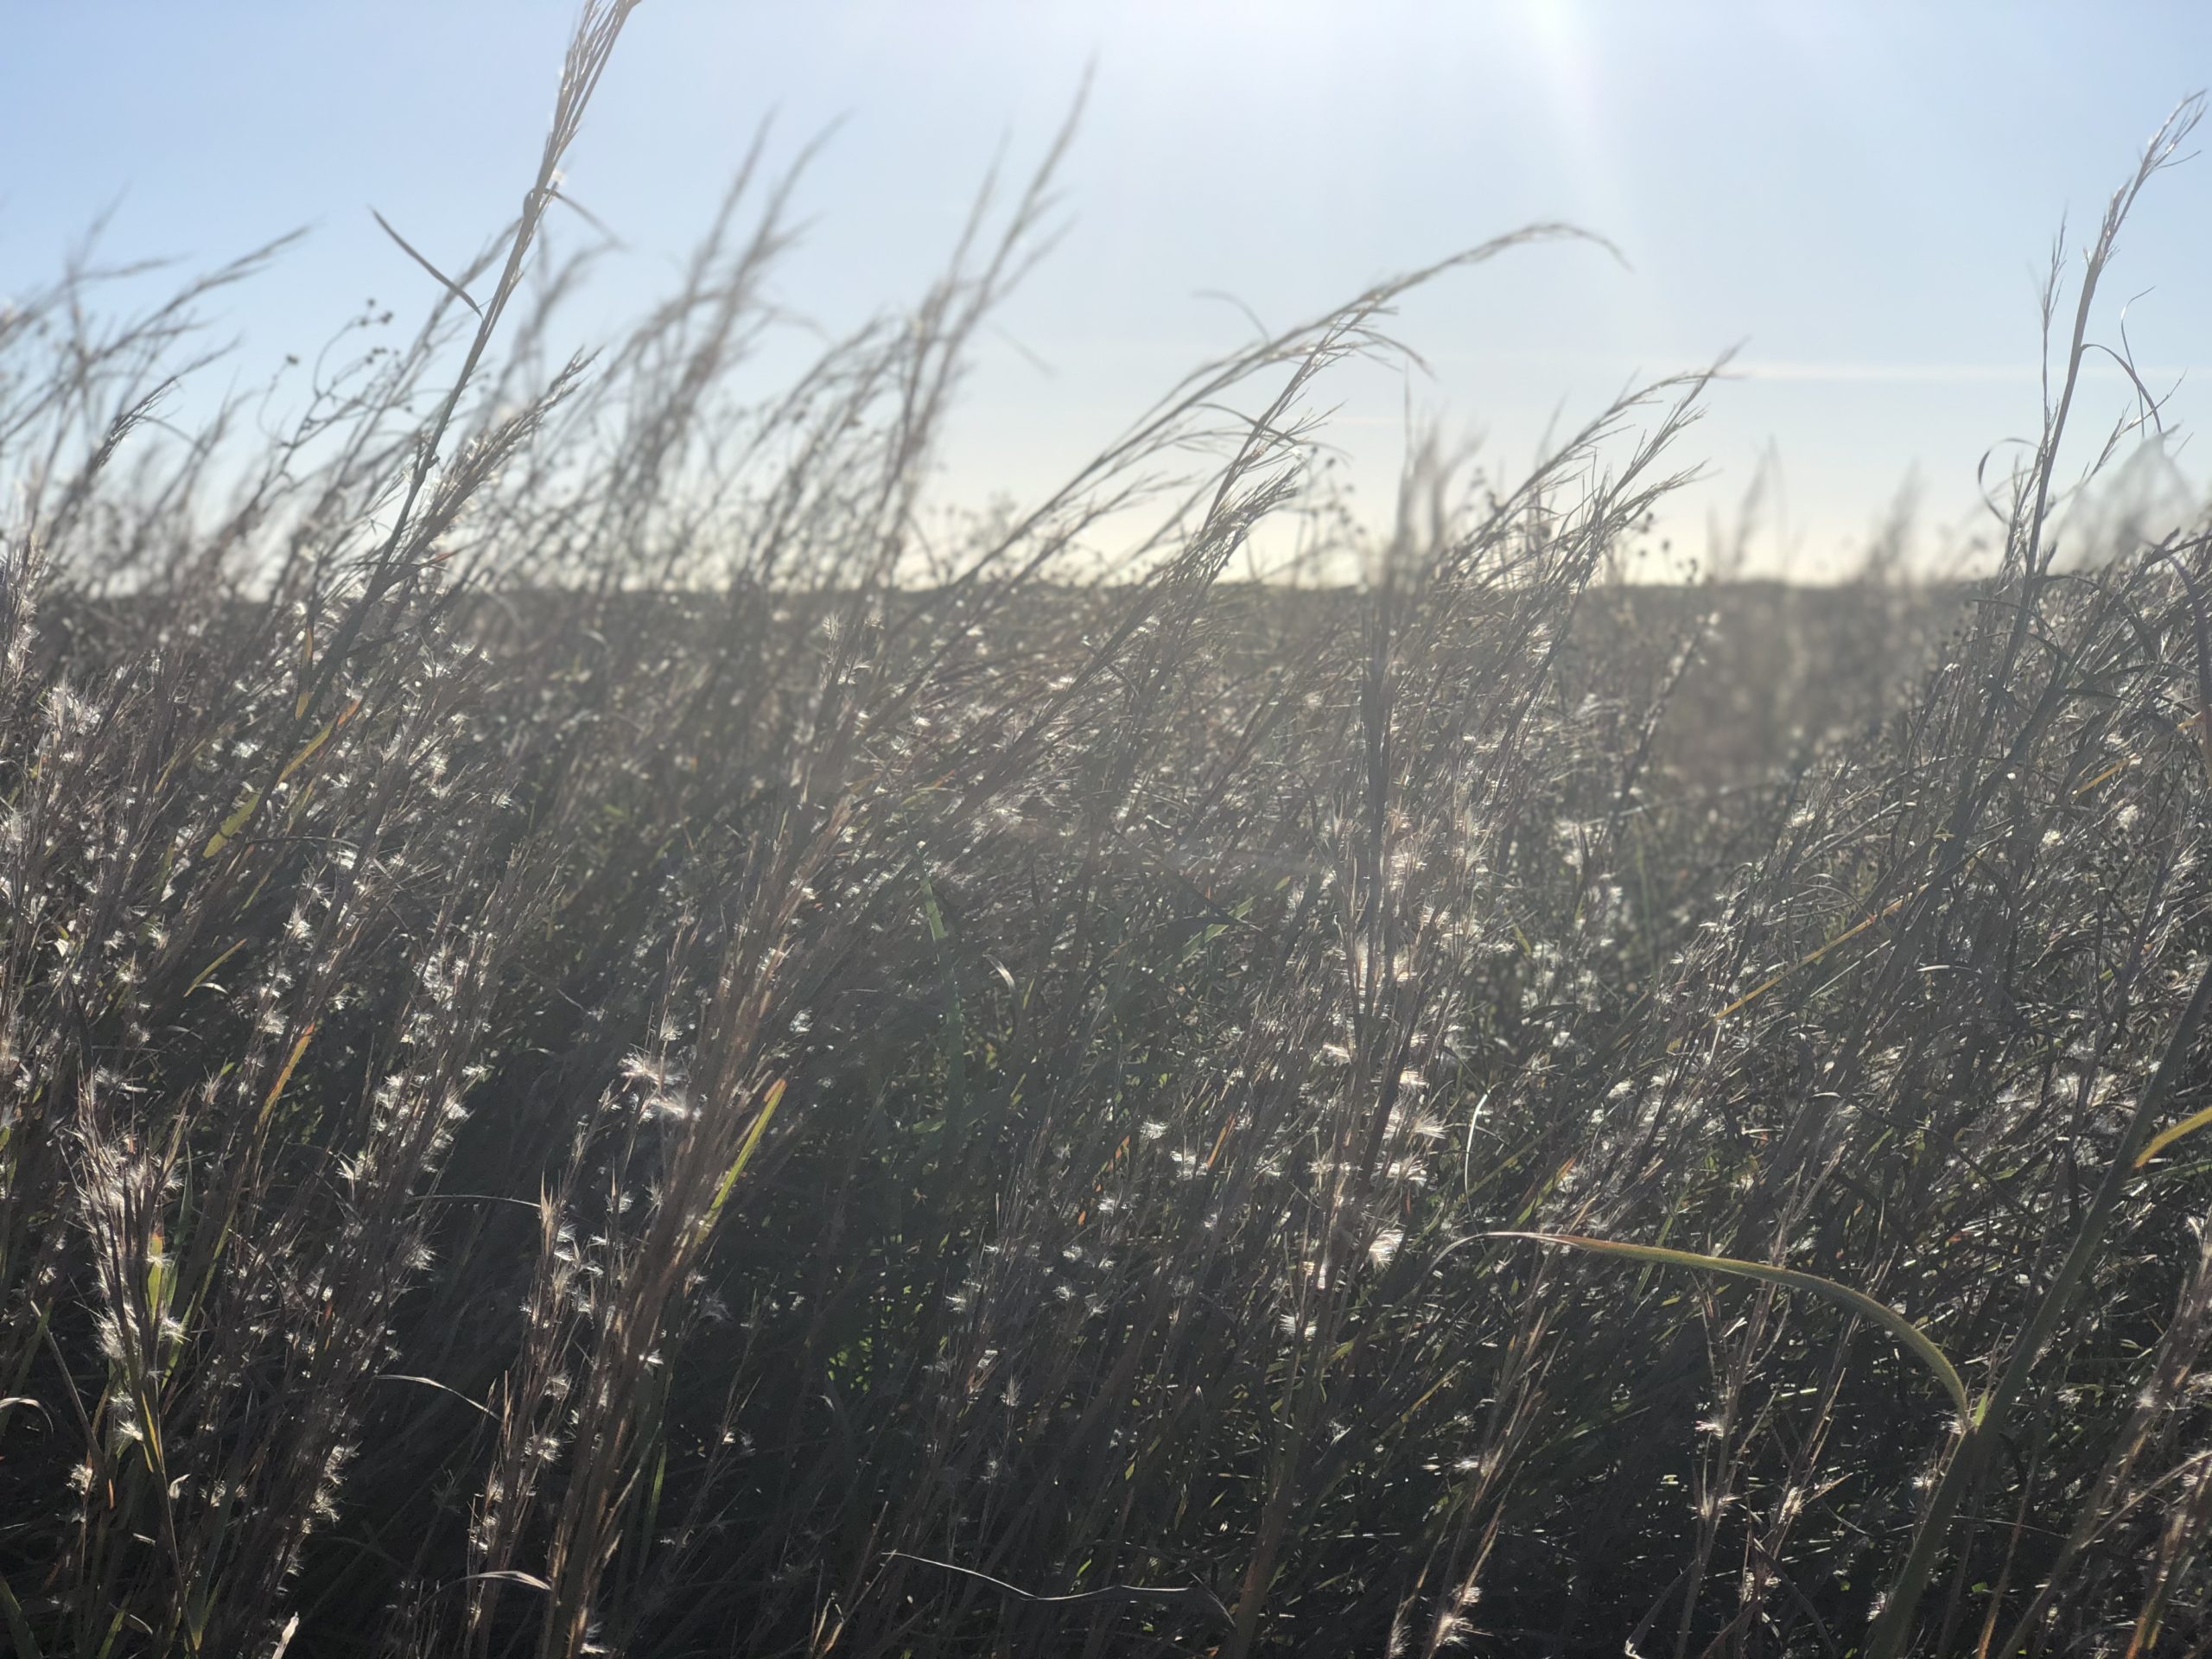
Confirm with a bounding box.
[6,9,2212,1656]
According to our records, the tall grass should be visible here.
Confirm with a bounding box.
[3,12,2212,1655]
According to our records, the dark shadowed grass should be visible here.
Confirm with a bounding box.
[3,11,2212,1655]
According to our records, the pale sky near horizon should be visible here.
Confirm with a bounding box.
[9,3,2212,579]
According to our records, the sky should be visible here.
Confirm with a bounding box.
[9,2,2212,579]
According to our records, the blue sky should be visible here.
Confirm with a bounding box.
[8,2,2212,577]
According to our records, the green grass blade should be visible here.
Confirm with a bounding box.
[2136,1100,2212,1168]
[0,1571,42,1659]
[706,1077,786,1228]
[1491,1231,1971,1420]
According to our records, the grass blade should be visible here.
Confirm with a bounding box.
[0,1572,42,1659]
[2136,1100,2212,1168]
[1491,1231,1971,1419]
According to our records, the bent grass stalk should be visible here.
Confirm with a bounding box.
[1490,1232,1972,1420]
